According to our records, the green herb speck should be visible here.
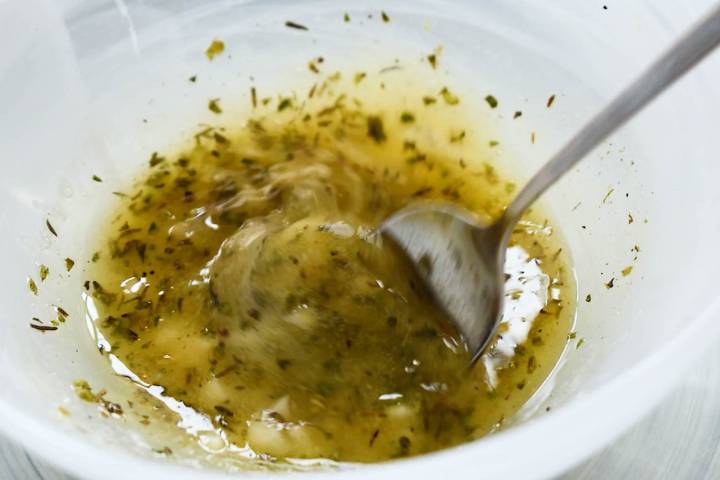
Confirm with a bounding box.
[208,98,222,114]
[485,95,498,108]
[398,436,411,455]
[214,132,229,145]
[205,40,225,60]
[28,277,38,295]
[450,130,466,143]
[400,112,415,123]
[527,356,537,374]
[73,380,97,403]
[30,323,57,332]
[366,116,386,143]
[317,381,334,397]
[276,358,292,370]
[277,98,293,112]
[46,220,57,237]
[149,152,165,167]
[285,21,309,31]
[439,87,460,105]
[55,305,68,322]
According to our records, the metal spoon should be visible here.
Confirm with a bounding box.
[381,3,720,363]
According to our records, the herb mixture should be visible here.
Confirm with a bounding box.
[87,69,575,463]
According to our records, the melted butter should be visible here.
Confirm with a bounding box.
[87,68,575,465]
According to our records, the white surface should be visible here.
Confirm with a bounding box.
[1,0,720,479]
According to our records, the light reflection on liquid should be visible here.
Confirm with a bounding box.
[82,291,343,468]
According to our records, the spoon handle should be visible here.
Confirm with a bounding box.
[501,2,720,229]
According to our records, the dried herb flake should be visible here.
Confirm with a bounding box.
[46,220,58,237]
[400,112,415,123]
[149,152,165,167]
[208,98,222,114]
[484,95,498,108]
[30,323,57,332]
[28,277,38,295]
[73,380,97,402]
[450,131,466,143]
[285,21,309,31]
[39,264,49,281]
[205,40,225,60]
[366,116,386,143]
[439,87,460,105]
[277,98,293,112]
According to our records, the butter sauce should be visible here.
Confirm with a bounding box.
[86,68,575,463]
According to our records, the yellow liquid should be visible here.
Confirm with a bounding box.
[88,70,575,463]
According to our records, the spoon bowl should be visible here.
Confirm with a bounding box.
[381,203,507,361]
[382,3,720,361]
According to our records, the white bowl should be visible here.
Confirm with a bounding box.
[2,0,720,478]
